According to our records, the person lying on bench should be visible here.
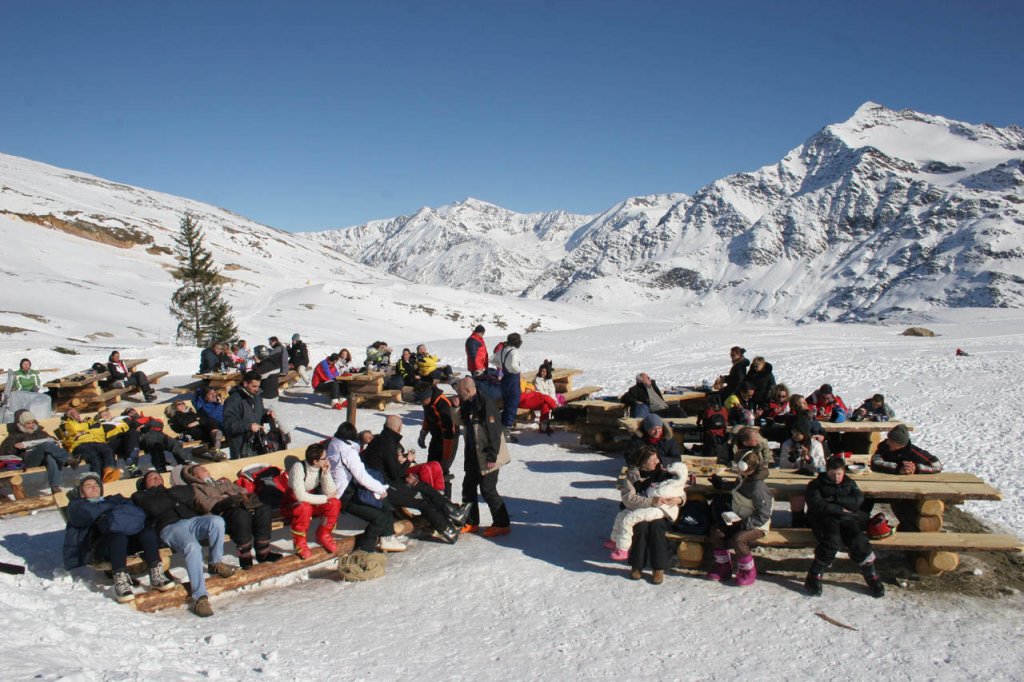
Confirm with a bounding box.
[57,410,119,483]
[106,351,156,402]
[119,407,194,473]
[132,470,236,617]
[870,424,942,475]
[620,373,686,419]
[804,456,884,598]
[176,464,282,568]
[63,472,175,603]
[0,409,69,493]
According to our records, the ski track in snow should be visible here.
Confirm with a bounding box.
[2,314,1024,680]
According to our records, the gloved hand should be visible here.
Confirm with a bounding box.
[417,432,427,449]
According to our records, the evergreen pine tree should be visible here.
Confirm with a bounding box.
[169,213,238,346]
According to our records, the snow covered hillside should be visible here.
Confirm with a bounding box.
[321,103,1024,322]
[0,154,624,355]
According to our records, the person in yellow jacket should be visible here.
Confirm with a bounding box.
[415,344,454,383]
[57,409,121,482]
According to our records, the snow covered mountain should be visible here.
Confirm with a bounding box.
[313,197,594,295]
[322,103,1024,321]
[0,155,621,354]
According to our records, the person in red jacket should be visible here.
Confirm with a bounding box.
[311,354,347,410]
[465,325,488,376]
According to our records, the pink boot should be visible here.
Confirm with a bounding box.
[734,554,757,586]
[602,539,617,550]
[609,548,629,561]
[706,549,733,581]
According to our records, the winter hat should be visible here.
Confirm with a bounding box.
[76,471,103,497]
[16,410,37,427]
[292,333,301,341]
[641,413,664,433]
[887,424,910,447]
[412,381,434,403]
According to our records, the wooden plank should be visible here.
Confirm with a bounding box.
[572,399,627,413]
[819,420,914,433]
[667,528,1023,552]
[559,386,602,403]
[519,367,582,384]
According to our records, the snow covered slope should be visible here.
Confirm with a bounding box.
[313,197,594,295]
[0,155,623,354]
[322,103,1024,321]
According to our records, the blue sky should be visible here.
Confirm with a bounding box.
[2,1,1022,231]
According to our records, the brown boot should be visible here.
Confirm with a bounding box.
[652,570,665,585]
[629,569,643,580]
[192,596,213,617]
[102,467,122,483]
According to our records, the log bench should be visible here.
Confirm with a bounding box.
[667,527,1023,576]
[627,460,1015,576]
[0,404,208,516]
[54,446,417,612]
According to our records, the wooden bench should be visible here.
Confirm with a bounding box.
[0,404,210,515]
[667,527,1024,575]
[53,447,417,612]
[637,459,1016,576]
[520,368,582,394]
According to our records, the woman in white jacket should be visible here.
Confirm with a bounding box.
[284,443,340,559]
[326,422,406,553]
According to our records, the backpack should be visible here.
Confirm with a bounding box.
[236,464,289,508]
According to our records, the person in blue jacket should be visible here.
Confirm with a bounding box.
[62,472,175,603]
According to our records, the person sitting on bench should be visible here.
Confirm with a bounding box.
[166,400,226,460]
[519,362,559,435]
[131,469,236,617]
[851,393,895,422]
[63,472,175,603]
[121,407,195,472]
[199,342,230,374]
[870,424,942,475]
[804,456,884,598]
[106,351,156,402]
[706,451,773,586]
[0,409,69,493]
[620,373,686,419]
[415,344,454,383]
[10,358,44,393]
[311,353,347,410]
[629,414,681,467]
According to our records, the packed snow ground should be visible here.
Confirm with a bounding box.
[2,311,1024,680]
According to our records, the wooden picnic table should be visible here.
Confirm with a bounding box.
[44,359,162,413]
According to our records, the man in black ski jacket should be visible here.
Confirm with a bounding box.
[457,377,511,537]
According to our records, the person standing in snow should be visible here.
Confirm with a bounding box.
[456,377,511,538]
[496,332,523,443]
[465,325,488,377]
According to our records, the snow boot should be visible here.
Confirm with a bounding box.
[460,523,479,534]
[629,568,643,581]
[293,532,312,559]
[316,524,338,554]
[112,571,135,603]
[255,540,283,563]
[503,427,518,444]
[102,466,121,483]
[192,596,213,617]
[209,562,237,579]
[805,558,828,596]
[861,561,885,598]
[238,544,254,570]
[443,499,472,527]
[602,539,617,550]
[437,522,461,545]
[609,548,629,561]
[482,525,511,538]
[652,569,665,585]
[734,554,757,586]
[706,549,733,582]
